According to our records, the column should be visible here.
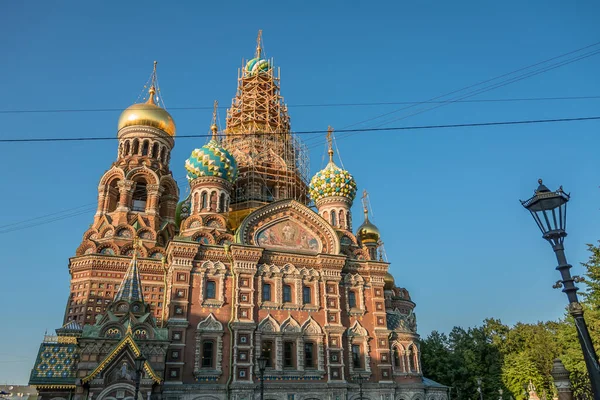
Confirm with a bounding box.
[117,180,134,211]
[145,184,162,216]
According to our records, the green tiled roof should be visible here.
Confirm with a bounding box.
[29,340,78,386]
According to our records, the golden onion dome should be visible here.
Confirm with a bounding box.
[118,87,176,136]
[384,272,395,290]
[357,215,380,245]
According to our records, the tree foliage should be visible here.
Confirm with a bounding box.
[420,241,600,400]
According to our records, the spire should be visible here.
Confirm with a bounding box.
[146,61,158,105]
[210,100,218,140]
[326,126,334,163]
[225,31,290,135]
[114,236,145,304]
[361,189,369,220]
[255,29,263,59]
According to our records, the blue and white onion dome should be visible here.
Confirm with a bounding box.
[185,136,238,183]
[309,161,357,204]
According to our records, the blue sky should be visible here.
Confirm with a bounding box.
[1,0,599,384]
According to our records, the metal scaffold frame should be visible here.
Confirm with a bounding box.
[223,51,309,222]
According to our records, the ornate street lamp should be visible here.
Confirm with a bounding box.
[354,374,368,400]
[521,179,600,397]
[256,355,268,400]
[133,354,146,400]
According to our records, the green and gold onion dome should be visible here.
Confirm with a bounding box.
[357,211,380,245]
[309,161,357,204]
[185,126,238,183]
[118,86,176,136]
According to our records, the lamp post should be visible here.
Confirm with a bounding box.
[257,355,268,400]
[133,354,146,400]
[476,378,483,400]
[521,179,600,398]
[354,374,368,400]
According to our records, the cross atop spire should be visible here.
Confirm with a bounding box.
[146,61,158,105]
[114,236,145,304]
[210,100,219,140]
[255,29,263,59]
[362,189,370,219]
[326,126,334,163]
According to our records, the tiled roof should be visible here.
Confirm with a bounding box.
[29,340,78,386]
[114,256,144,304]
[56,321,82,334]
[422,377,448,388]
[386,312,402,331]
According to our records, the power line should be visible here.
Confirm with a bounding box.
[2,115,598,235]
[0,95,598,114]
[0,115,598,144]
[334,40,600,132]
[299,43,600,147]
[372,48,600,130]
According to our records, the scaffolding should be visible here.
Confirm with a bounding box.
[223,43,309,225]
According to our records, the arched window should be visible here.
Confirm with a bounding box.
[205,281,216,299]
[124,140,131,156]
[262,283,271,302]
[302,286,311,304]
[160,147,166,163]
[152,142,159,158]
[331,211,337,227]
[201,340,214,368]
[339,210,345,229]
[352,344,362,369]
[323,210,329,222]
[393,347,402,371]
[132,139,139,155]
[141,140,149,156]
[107,179,119,212]
[201,192,208,210]
[132,179,147,212]
[219,193,226,213]
[348,290,357,308]
[408,345,416,372]
[347,211,352,230]
[283,284,292,303]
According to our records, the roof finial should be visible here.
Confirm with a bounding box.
[362,189,369,219]
[146,61,158,105]
[255,29,263,59]
[210,100,219,140]
[326,126,334,163]
[132,235,141,260]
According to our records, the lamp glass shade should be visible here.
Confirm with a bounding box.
[257,356,268,372]
[521,182,569,237]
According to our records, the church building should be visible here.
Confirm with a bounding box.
[29,32,448,400]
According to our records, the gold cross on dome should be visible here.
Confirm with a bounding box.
[326,126,334,162]
[256,29,263,59]
[362,190,369,214]
[210,100,219,139]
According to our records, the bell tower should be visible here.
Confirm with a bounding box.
[66,63,180,326]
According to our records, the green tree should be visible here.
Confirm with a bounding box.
[420,331,453,386]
